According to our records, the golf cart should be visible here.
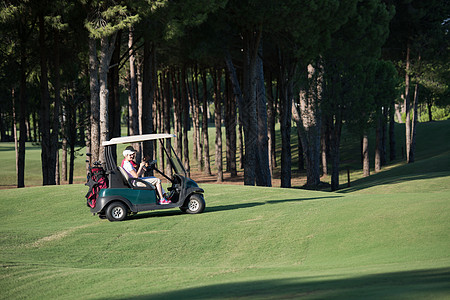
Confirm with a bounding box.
[85,133,205,221]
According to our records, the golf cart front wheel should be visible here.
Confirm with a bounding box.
[106,201,128,221]
[183,194,205,214]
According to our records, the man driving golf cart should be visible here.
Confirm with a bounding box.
[86,133,205,221]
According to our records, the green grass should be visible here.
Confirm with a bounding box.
[1,182,449,298]
[1,120,450,299]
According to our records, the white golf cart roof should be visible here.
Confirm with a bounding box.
[102,133,176,146]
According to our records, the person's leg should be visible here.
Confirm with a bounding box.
[142,177,166,200]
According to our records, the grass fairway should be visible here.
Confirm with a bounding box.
[1,120,450,299]
[1,181,449,299]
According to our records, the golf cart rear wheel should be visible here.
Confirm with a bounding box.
[106,201,128,222]
[184,194,205,214]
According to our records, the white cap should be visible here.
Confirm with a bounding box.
[123,149,136,157]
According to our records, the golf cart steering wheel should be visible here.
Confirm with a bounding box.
[146,159,157,169]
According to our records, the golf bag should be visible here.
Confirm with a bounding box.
[85,166,108,208]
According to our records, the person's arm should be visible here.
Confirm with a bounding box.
[123,161,141,178]
[136,162,146,177]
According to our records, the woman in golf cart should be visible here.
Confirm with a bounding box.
[121,147,171,205]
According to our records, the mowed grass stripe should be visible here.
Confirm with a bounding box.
[1,183,449,299]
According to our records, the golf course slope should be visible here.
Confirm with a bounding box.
[1,121,449,299]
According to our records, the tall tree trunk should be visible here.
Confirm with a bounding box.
[128,28,140,159]
[362,134,370,177]
[201,70,211,175]
[18,55,27,188]
[142,39,155,158]
[128,28,138,136]
[212,69,223,182]
[321,117,329,176]
[404,42,412,163]
[13,86,24,188]
[266,72,276,174]
[224,72,237,176]
[189,69,198,163]
[171,69,182,159]
[279,51,295,188]
[39,13,56,185]
[255,44,271,186]
[98,33,117,164]
[163,70,172,177]
[12,89,17,174]
[62,138,67,182]
[241,29,262,186]
[224,74,231,172]
[296,64,321,188]
[329,116,342,191]
[108,30,121,164]
[381,108,387,166]
[55,151,60,185]
[375,112,382,172]
[181,66,190,177]
[192,66,202,166]
[427,98,433,122]
[61,88,68,182]
[69,142,75,184]
[389,101,396,161]
[297,125,304,171]
[66,87,77,184]
[409,83,419,163]
[53,32,61,185]
[88,38,100,164]
[238,120,244,170]
[224,51,242,176]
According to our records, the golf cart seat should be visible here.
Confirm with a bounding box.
[118,166,155,190]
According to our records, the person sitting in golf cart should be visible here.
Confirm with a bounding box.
[121,147,171,205]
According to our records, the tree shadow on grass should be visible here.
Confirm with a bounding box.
[128,196,343,220]
[340,171,450,193]
[339,151,450,193]
[206,195,343,213]
[265,196,343,205]
[111,267,450,300]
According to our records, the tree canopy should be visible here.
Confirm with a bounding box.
[1,0,449,188]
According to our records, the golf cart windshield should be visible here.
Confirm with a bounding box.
[166,145,186,176]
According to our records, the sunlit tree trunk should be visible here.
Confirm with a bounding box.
[375,112,382,172]
[128,28,140,159]
[296,64,322,188]
[362,134,370,177]
[88,38,100,164]
[404,42,412,163]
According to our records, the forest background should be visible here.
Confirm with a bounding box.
[1,0,449,190]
